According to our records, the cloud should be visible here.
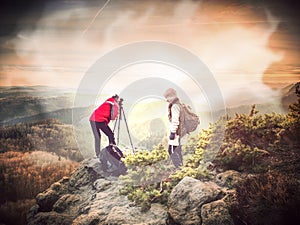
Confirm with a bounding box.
[1,0,297,108]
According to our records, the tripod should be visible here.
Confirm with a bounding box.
[113,98,135,153]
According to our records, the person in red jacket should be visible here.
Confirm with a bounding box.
[89,94,119,157]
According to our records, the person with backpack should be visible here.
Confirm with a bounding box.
[89,94,119,158]
[164,88,183,168]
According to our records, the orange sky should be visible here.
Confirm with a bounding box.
[0,0,299,105]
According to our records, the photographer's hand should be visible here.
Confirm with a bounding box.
[169,132,175,140]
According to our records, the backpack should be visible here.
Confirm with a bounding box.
[99,145,127,176]
[177,103,200,137]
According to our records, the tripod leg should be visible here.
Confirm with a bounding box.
[121,107,135,153]
[113,105,122,145]
[117,109,122,144]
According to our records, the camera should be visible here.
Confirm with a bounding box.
[118,98,124,106]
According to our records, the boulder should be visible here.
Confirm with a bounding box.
[53,194,82,214]
[168,176,224,225]
[35,177,70,212]
[71,210,104,225]
[215,170,243,188]
[36,189,60,212]
[201,199,234,225]
[27,211,74,225]
[68,158,104,188]
[105,204,167,225]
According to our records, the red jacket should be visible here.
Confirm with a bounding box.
[89,97,119,124]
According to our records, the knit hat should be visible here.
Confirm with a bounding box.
[164,88,177,98]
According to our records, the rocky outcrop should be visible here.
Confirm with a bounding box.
[27,158,168,225]
[168,177,223,224]
[104,204,167,225]
[27,158,242,225]
[167,175,239,225]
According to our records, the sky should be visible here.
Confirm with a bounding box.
[0,0,299,108]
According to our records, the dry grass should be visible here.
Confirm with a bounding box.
[0,150,79,225]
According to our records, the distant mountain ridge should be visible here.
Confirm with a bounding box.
[1,83,298,127]
[281,82,300,111]
[0,107,89,126]
[0,86,76,126]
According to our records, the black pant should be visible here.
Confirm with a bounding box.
[168,145,183,168]
[90,121,116,156]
